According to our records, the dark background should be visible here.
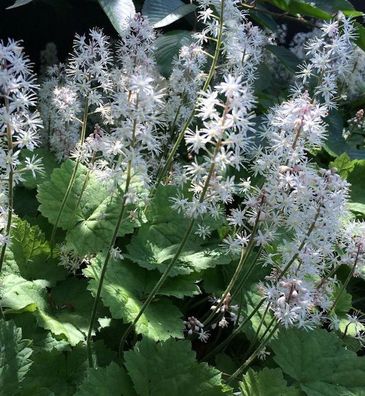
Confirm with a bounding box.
[1,0,365,70]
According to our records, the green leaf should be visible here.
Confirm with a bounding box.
[271,328,365,395]
[10,218,66,284]
[21,345,87,395]
[1,274,96,346]
[124,338,233,396]
[347,160,365,215]
[332,284,352,316]
[355,23,365,53]
[0,320,33,394]
[126,185,231,276]
[143,0,196,28]
[38,160,140,255]
[84,256,184,341]
[98,0,136,36]
[269,0,331,19]
[20,148,58,189]
[155,30,192,77]
[6,0,33,9]
[329,153,355,179]
[324,111,365,160]
[240,368,301,396]
[267,45,300,72]
[76,362,136,396]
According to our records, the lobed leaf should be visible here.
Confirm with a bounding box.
[0,320,33,394]
[272,328,365,395]
[124,338,233,396]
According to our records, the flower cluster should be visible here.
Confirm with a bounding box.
[0,40,43,252]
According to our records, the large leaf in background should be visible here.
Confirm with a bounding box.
[10,218,66,284]
[271,328,365,395]
[21,344,87,395]
[330,154,365,216]
[347,160,365,216]
[155,30,192,77]
[324,111,365,160]
[6,0,33,9]
[84,255,184,341]
[76,362,136,396]
[124,338,233,396]
[0,275,95,346]
[142,0,196,28]
[0,320,33,394]
[20,148,58,190]
[267,45,300,73]
[38,160,140,255]
[126,185,231,276]
[98,0,136,36]
[240,368,301,396]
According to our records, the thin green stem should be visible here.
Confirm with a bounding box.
[330,245,361,314]
[278,205,321,280]
[87,161,133,367]
[231,246,263,300]
[227,320,279,383]
[119,140,222,355]
[50,98,89,252]
[0,97,14,273]
[204,204,262,326]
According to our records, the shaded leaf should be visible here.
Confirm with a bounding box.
[155,30,192,77]
[10,218,66,284]
[272,328,365,395]
[240,368,301,396]
[126,185,231,276]
[267,45,300,72]
[76,362,136,396]
[0,319,33,394]
[124,338,233,396]
[84,256,184,341]
[6,0,33,9]
[1,275,95,346]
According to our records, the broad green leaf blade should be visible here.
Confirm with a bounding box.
[6,0,33,9]
[38,160,140,255]
[0,320,33,394]
[324,111,365,160]
[240,368,301,396]
[355,23,365,53]
[267,45,300,73]
[124,338,233,396]
[142,0,196,28]
[21,345,87,395]
[37,160,92,230]
[84,256,185,341]
[271,328,365,395]
[98,0,136,36]
[76,362,136,396]
[347,160,365,216]
[329,153,355,179]
[155,30,192,77]
[10,218,66,284]
[1,274,96,346]
[126,185,230,276]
